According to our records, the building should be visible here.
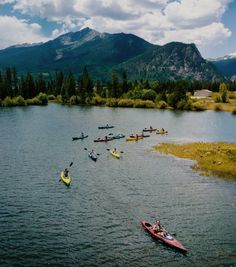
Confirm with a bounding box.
[193,89,213,98]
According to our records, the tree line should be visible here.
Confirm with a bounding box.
[1,66,236,106]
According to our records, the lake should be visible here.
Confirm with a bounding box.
[0,104,236,267]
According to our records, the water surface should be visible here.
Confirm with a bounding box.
[0,104,236,267]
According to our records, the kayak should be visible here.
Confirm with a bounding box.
[110,150,120,159]
[94,137,113,142]
[88,152,97,161]
[72,135,88,141]
[156,130,168,134]
[98,125,114,129]
[126,136,143,141]
[60,171,71,186]
[141,220,187,253]
[130,134,150,138]
[142,128,157,132]
[113,133,125,139]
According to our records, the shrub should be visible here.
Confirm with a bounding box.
[117,99,135,107]
[141,89,157,101]
[214,104,222,111]
[125,89,143,99]
[13,96,26,106]
[157,100,168,109]
[176,99,187,110]
[191,102,206,111]
[90,96,107,105]
[36,93,48,105]
[221,90,229,103]
[27,98,41,105]
[69,95,80,105]
[106,98,119,107]
[177,99,193,110]
[55,95,62,103]
[48,95,56,101]
[2,96,13,107]
[133,100,155,108]
[214,94,222,103]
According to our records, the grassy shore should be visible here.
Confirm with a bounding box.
[154,142,236,180]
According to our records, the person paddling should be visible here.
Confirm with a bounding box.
[64,168,69,178]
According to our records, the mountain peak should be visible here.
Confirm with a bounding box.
[55,27,103,46]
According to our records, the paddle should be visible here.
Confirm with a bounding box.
[84,148,100,156]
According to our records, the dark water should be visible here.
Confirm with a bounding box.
[0,104,236,267]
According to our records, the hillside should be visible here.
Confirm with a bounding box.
[0,28,222,81]
[211,57,236,79]
[118,42,221,81]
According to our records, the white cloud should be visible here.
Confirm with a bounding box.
[0,0,15,4]
[164,0,232,28]
[0,0,233,55]
[158,22,232,46]
[0,15,48,48]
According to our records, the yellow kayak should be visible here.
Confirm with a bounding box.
[156,130,168,134]
[110,150,120,159]
[126,136,143,141]
[60,171,71,186]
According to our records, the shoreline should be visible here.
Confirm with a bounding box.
[153,142,236,181]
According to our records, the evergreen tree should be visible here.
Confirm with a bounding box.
[35,73,46,94]
[111,70,119,98]
[61,71,76,99]
[121,70,128,95]
[55,71,64,95]
[79,66,93,103]
[12,67,18,97]
[25,72,36,98]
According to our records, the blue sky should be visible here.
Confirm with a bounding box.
[0,0,235,58]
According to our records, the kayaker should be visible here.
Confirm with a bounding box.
[81,132,84,137]
[136,134,139,141]
[64,168,69,178]
[150,126,153,129]
[105,135,108,141]
[114,148,116,152]
[153,220,162,232]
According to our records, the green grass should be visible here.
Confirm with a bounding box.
[154,142,236,180]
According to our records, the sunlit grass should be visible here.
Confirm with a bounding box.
[154,142,236,180]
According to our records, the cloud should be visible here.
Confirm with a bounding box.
[158,22,232,46]
[164,0,232,29]
[0,0,233,55]
[0,15,48,48]
[0,0,15,4]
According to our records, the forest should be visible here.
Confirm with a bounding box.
[1,66,236,112]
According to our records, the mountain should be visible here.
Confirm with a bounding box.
[0,27,221,81]
[118,42,221,81]
[210,53,236,79]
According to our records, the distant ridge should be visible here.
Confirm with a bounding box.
[0,27,222,81]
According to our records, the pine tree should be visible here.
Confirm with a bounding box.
[25,72,36,98]
[79,66,93,103]
[55,71,64,95]
[121,70,128,95]
[35,73,46,94]
[111,70,119,98]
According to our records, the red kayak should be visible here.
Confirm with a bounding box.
[94,137,113,142]
[141,220,187,253]
[142,128,157,132]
